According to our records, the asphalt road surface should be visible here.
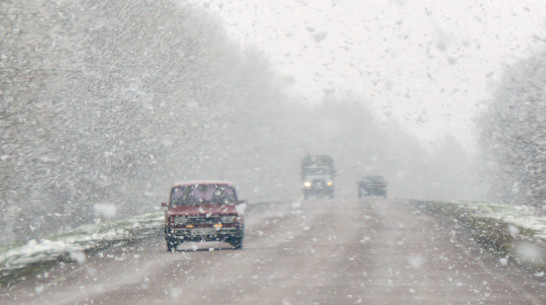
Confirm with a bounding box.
[1,198,544,304]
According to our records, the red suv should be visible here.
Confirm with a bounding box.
[162,181,245,251]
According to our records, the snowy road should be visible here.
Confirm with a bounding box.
[1,198,544,304]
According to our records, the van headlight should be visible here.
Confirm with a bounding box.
[303,181,312,187]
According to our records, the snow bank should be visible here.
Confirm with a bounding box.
[0,201,270,285]
[414,200,546,272]
[0,211,163,282]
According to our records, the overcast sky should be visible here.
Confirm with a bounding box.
[187,0,545,150]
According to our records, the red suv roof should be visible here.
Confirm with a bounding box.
[172,181,234,188]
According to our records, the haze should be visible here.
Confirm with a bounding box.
[1,1,545,304]
[0,0,542,245]
[194,0,546,147]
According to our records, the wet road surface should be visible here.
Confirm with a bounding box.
[1,198,544,304]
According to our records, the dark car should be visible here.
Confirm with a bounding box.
[161,181,245,251]
[357,176,387,198]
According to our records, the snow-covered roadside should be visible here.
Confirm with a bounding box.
[0,211,164,282]
[413,200,546,272]
[0,201,280,285]
[451,201,545,240]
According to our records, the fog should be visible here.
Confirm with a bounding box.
[1,1,546,304]
[0,0,541,245]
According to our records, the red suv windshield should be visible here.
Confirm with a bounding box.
[169,184,237,206]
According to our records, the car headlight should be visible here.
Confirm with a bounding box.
[174,216,188,225]
[303,181,312,187]
[220,215,236,223]
[327,181,334,186]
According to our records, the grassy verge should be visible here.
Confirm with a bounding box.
[413,200,545,273]
[0,201,273,287]
[0,211,163,287]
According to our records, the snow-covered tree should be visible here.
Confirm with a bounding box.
[0,0,289,243]
[480,46,546,212]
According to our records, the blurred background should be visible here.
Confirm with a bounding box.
[1,0,544,244]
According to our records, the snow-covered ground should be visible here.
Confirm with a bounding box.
[0,211,163,278]
[452,201,546,240]
[0,201,274,281]
[415,200,545,270]
[2,200,544,283]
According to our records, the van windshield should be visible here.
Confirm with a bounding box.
[304,167,331,175]
[169,184,237,206]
